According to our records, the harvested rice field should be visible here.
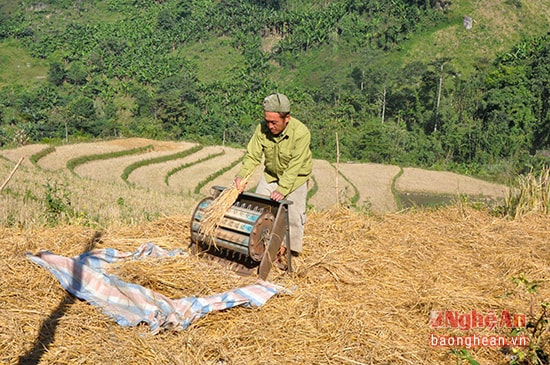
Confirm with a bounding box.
[396,167,509,198]
[0,143,49,168]
[75,142,197,184]
[127,144,215,192]
[0,207,548,364]
[36,138,162,171]
[0,138,509,214]
[308,159,354,211]
[338,162,401,213]
[167,146,244,195]
[0,138,548,364]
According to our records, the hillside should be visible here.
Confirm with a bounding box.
[2,1,549,86]
[390,0,550,77]
[1,0,549,183]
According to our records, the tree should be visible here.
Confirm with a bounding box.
[475,65,537,164]
[69,96,98,136]
[48,61,65,86]
[66,61,88,85]
[528,41,550,149]
[153,72,200,138]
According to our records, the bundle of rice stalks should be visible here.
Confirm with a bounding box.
[198,173,252,244]
[506,166,550,218]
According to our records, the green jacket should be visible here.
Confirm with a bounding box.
[237,116,313,197]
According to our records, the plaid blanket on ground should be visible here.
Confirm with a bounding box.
[27,242,288,334]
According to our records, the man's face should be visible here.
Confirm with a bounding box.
[264,111,290,136]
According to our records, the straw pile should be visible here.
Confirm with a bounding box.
[1,205,549,364]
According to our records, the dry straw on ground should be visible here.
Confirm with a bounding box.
[1,205,549,365]
[0,159,198,228]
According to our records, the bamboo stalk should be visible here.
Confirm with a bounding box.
[0,157,24,192]
[335,132,340,206]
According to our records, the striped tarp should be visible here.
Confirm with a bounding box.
[27,242,289,334]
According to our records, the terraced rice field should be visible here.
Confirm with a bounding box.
[168,146,244,195]
[338,162,401,213]
[1,138,509,214]
[308,159,354,210]
[37,138,158,171]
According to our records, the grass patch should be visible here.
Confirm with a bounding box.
[121,144,203,184]
[391,167,405,210]
[29,145,55,166]
[67,145,154,175]
[193,153,245,194]
[0,39,49,87]
[337,169,360,209]
[306,175,318,209]
[181,37,244,84]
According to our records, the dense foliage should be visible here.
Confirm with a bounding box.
[0,0,548,180]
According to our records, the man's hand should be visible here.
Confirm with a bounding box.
[270,190,285,201]
[234,177,246,192]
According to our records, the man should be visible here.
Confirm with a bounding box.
[234,93,312,259]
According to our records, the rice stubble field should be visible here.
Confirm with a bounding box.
[2,138,545,365]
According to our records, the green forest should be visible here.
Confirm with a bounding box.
[0,0,549,182]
